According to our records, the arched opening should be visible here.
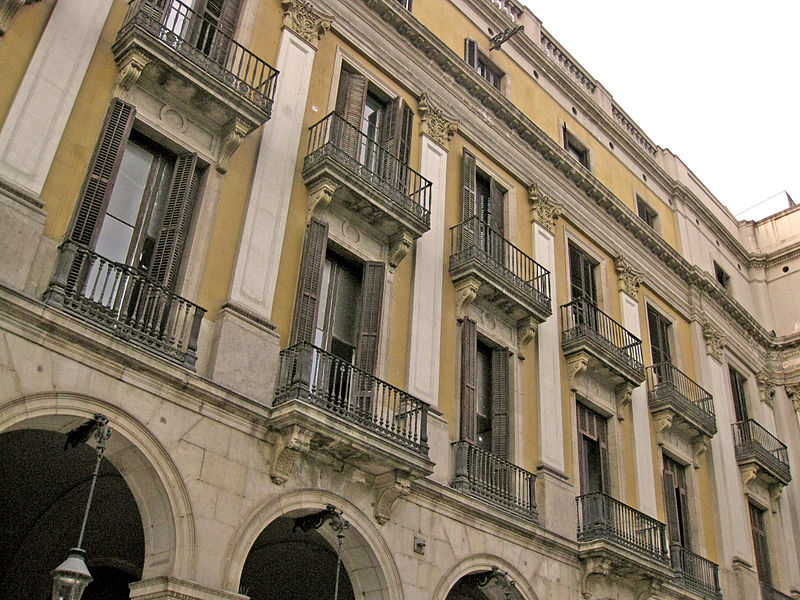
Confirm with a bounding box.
[239,515,355,600]
[445,569,526,600]
[0,428,144,599]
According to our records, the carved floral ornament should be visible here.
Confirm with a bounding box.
[756,369,776,407]
[528,182,561,233]
[702,323,726,362]
[418,92,458,150]
[281,0,332,49]
[614,255,642,298]
[786,384,800,412]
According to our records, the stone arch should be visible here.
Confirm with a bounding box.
[0,392,196,580]
[223,488,402,600]
[433,554,539,600]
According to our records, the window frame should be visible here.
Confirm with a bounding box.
[713,260,731,291]
[576,401,611,496]
[749,502,773,585]
[663,454,692,549]
[563,124,591,170]
[465,38,505,92]
[636,196,659,230]
[646,304,673,367]
[729,365,749,423]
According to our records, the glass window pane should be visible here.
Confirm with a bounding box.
[94,215,134,264]
[105,141,153,226]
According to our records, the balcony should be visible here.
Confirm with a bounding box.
[302,112,432,244]
[576,493,671,582]
[647,362,717,439]
[761,583,794,600]
[42,242,205,369]
[733,419,791,486]
[561,298,645,387]
[112,0,278,131]
[450,440,538,521]
[449,217,552,325]
[272,342,433,480]
[670,546,721,599]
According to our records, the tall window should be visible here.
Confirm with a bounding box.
[563,125,590,169]
[729,366,749,422]
[749,503,772,585]
[461,149,505,262]
[647,306,672,366]
[663,455,691,549]
[568,243,598,304]
[460,318,511,459]
[465,39,504,90]
[577,403,610,495]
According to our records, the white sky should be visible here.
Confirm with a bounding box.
[521,1,800,218]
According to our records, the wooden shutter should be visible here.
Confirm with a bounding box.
[460,317,478,443]
[148,153,198,289]
[648,307,672,366]
[662,469,682,545]
[461,149,477,252]
[568,244,597,304]
[290,218,329,345]
[597,416,610,495]
[729,367,749,422]
[749,503,772,584]
[379,97,413,190]
[215,0,240,37]
[491,347,510,460]
[354,261,385,375]
[334,69,368,159]
[69,98,136,246]
[465,39,479,70]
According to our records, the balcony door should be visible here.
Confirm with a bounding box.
[461,149,505,263]
[663,455,691,550]
[577,402,610,496]
[729,366,749,423]
[568,244,598,331]
[647,306,672,384]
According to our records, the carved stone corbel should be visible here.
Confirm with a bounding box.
[614,255,642,299]
[306,177,338,223]
[635,580,661,600]
[702,323,726,362]
[652,412,673,445]
[217,117,252,173]
[454,276,480,321]
[113,49,151,99]
[528,182,561,233]
[614,382,634,420]
[418,92,458,151]
[387,230,414,269]
[691,435,708,468]
[281,0,333,49]
[739,463,759,494]
[580,556,612,599]
[769,482,783,513]
[787,385,800,412]
[756,369,775,407]
[269,424,313,484]
[373,470,412,524]
[566,352,589,391]
[516,316,537,360]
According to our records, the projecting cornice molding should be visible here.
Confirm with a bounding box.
[418,92,458,151]
[282,0,333,49]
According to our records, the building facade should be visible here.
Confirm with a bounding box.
[1,1,799,599]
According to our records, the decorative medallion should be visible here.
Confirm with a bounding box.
[528,182,561,233]
[614,255,642,299]
[418,92,458,150]
[281,0,332,49]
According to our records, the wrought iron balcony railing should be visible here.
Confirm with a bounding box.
[449,216,551,314]
[733,419,791,483]
[761,582,794,600]
[450,440,537,520]
[576,492,669,563]
[43,242,205,368]
[670,545,721,599]
[304,112,432,227]
[274,342,429,457]
[561,298,645,379]
[119,0,278,114]
[647,362,717,435]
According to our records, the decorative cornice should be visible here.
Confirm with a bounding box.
[614,255,642,299]
[756,370,775,407]
[418,92,458,151]
[528,182,561,233]
[702,323,726,362]
[540,32,596,95]
[611,105,656,157]
[281,0,333,49]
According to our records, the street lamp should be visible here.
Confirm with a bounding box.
[51,415,112,600]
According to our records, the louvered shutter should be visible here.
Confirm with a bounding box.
[749,503,772,584]
[355,261,385,376]
[491,347,510,460]
[576,404,590,495]
[596,413,610,495]
[290,218,329,345]
[461,148,477,251]
[69,98,136,247]
[460,317,478,443]
[662,469,682,545]
[465,39,479,70]
[678,477,691,550]
[568,244,583,300]
[215,0,240,36]
[648,307,672,367]
[334,70,368,159]
[379,97,413,190]
[488,178,504,263]
[729,367,749,422]
[148,153,198,289]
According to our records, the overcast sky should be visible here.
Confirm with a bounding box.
[522,1,800,218]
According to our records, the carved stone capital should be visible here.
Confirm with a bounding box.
[653,411,673,445]
[418,92,458,150]
[756,369,775,407]
[373,470,412,524]
[614,255,642,299]
[635,580,662,600]
[114,49,151,99]
[217,117,252,173]
[387,230,414,269]
[614,382,634,420]
[454,277,480,321]
[566,352,589,391]
[528,182,561,233]
[691,434,708,468]
[307,177,338,223]
[702,323,726,362]
[269,425,313,484]
[580,556,612,599]
[787,384,800,412]
[516,316,537,360]
[281,0,332,49]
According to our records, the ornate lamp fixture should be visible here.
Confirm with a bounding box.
[293,504,350,600]
[51,415,112,600]
[477,565,516,600]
